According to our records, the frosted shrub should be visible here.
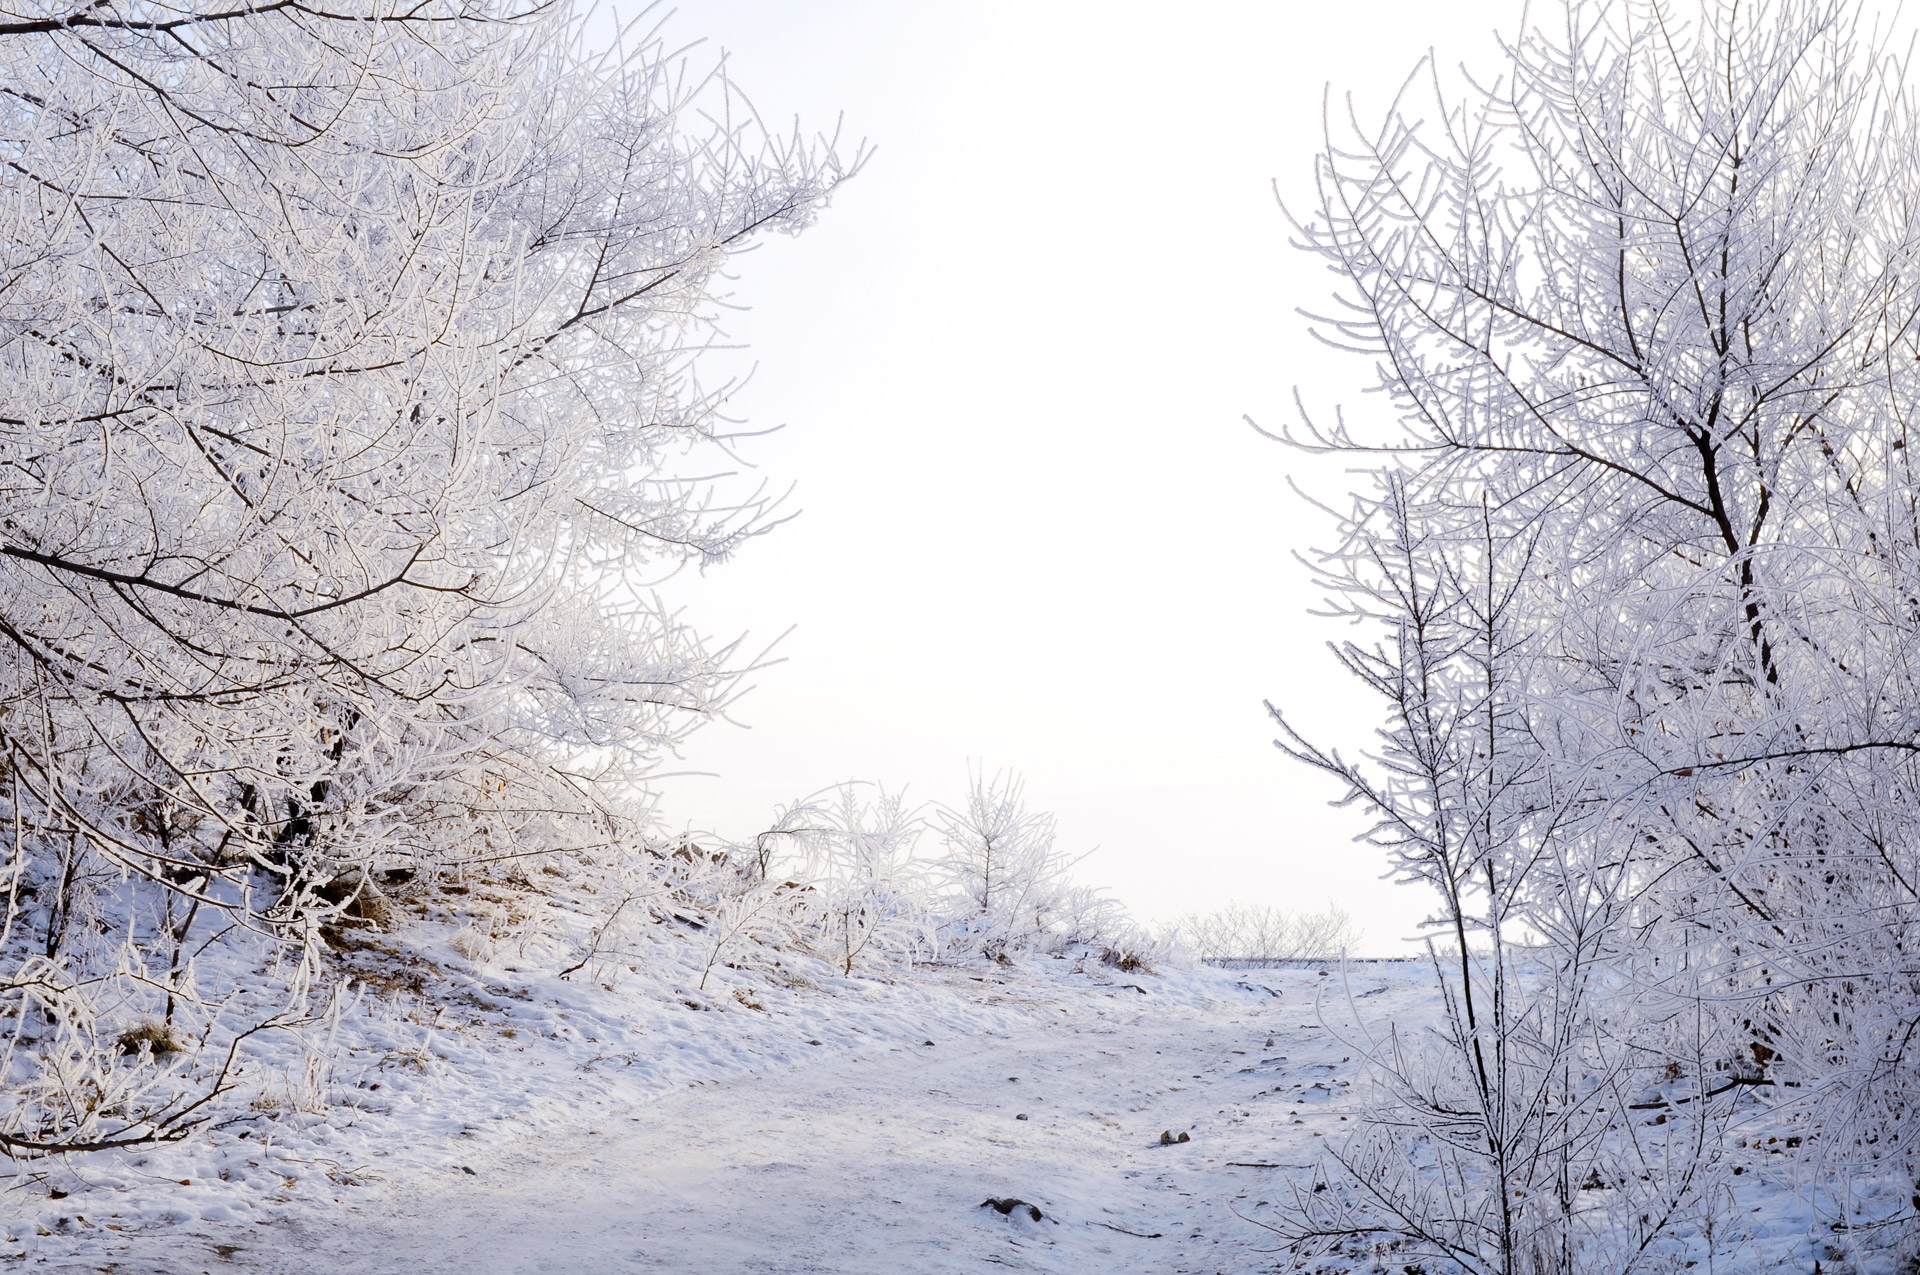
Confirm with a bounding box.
[802,786,938,976]
[697,878,808,993]
[933,769,1099,956]
[448,928,497,965]
[724,784,938,977]
[732,771,1136,967]
[1172,902,1360,964]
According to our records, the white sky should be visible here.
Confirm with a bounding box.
[632,0,1524,953]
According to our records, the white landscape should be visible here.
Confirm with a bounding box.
[7,0,1920,1271]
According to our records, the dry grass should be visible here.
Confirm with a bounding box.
[117,1021,186,1058]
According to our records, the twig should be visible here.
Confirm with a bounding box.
[1093,1221,1163,1238]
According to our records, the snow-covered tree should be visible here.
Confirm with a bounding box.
[0,0,850,1153]
[1275,0,1920,1263]
[934,768,1090,955]
[804,785,935,976]
[1275,482,1718,1272]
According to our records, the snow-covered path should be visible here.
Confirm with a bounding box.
[77,962,1430,1274]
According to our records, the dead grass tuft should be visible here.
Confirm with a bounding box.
[117,1020,186,1058]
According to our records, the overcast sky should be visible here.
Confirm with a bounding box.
[629,0,1524,952]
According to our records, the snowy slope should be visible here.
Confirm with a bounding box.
[8,956,1434,1273]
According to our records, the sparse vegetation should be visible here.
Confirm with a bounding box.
[1168,902,1360,964]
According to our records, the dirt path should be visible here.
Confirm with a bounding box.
[90,964,1426,1274]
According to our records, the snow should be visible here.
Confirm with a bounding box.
[3,954,1437,1273]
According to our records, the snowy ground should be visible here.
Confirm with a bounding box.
[8,956,1436,1274]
